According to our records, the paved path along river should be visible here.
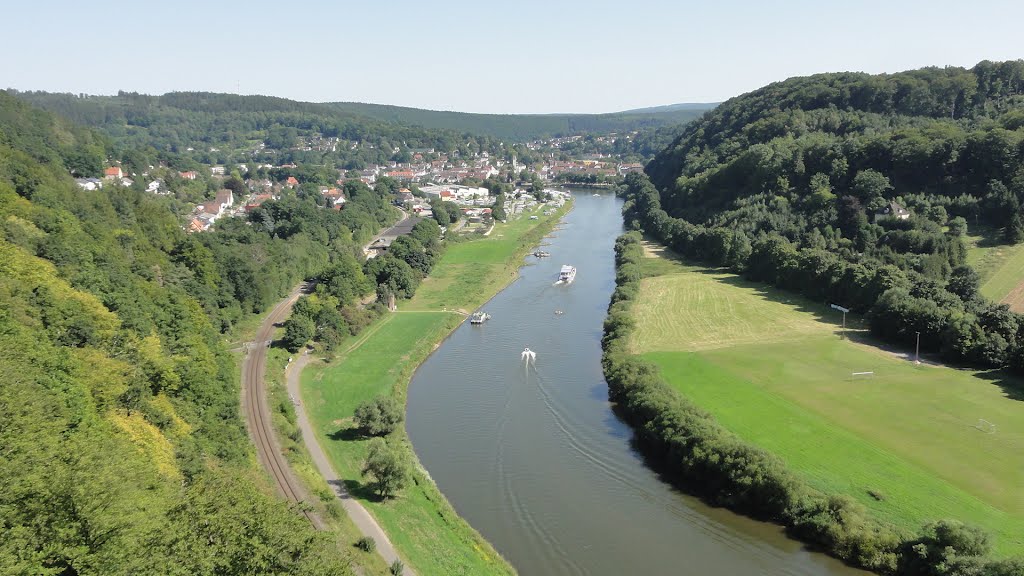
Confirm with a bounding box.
[406,191,866,575]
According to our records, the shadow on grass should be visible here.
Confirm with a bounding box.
[973,369,1024,402]
[691,266,852,332]
[969,225,1006,249]
[328,426,365,442]
[329,478,384,502]
[640,239,853,333]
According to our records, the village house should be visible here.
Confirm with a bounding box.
[244,193,275,212]
[386,169,416,181]
[419,184,489,203]
[320,187,346,209]
[191,189,235,231]
[875,201,911,221]
[103,166,123,180]
[75,178,103,191]
[179,170,198,180]
[285,176,299,188]
[210,166,226,176]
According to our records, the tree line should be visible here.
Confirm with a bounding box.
[282,217,444,353]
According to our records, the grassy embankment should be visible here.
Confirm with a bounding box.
[300,200,571,575]
[965,226,1024,311]
[628,245,1024,556]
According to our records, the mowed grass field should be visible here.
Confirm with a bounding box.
[406,210,563,312]
[966,226,1024,311]
[630,246,1024,555]
[301,201,570,575]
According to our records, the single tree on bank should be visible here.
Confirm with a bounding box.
[362,438,410,499]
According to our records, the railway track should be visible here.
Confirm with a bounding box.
[241,282,322,529]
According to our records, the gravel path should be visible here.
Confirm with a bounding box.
[286,351,415,575]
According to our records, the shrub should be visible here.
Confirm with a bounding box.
[353,396,404,436]
[356,536,376,553]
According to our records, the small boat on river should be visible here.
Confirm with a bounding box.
[470,311,491,324]
[556,265,576,285]
[533,250,550,258]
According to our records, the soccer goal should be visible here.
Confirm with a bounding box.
[850,371,874,382]
[975,419,997,434]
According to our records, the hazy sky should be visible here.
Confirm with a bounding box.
[3,0,1021,114]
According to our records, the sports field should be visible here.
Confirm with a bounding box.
[631,248,1024,555]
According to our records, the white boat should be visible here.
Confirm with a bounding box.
[470,311,491,324]
[557,265,576,284]
[533,250,550,258]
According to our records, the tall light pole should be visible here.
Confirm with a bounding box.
[915,331,921,364]
[831,304,850,340]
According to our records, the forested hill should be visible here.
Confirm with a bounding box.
[625,59,1024,371]
[0,91,398,573]
[9,89,506,168]
[327,101,715,141]
[646,60,1024,205]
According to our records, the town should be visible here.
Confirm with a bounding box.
[74,132,644,233]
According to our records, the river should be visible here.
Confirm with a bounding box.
[406,191,864,575]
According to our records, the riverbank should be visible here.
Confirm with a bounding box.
[604,232,1024,574]
[300,199,572,574]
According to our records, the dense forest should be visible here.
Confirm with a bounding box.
[0,91,414,574]
[327,101,715,141]
[630,60,1024,371]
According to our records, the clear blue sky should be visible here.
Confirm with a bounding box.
[2,0,1021,114]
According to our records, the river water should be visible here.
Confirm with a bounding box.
[406,191,864,575]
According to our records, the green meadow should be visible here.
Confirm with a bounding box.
[966,226,1024,311]
[300,200,570,575]
[631,246,1024,555]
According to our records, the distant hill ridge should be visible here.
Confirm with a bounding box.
[325,101,716,141]
[7,89,715,143]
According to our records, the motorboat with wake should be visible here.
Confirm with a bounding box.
[556,265,576,284]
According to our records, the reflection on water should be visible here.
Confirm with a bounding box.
[406,192,864,576]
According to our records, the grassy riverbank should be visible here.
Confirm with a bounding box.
[630,245,1024,556]
[300,199,572,575]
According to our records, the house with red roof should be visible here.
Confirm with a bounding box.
[320,187,346,209]
[245,193,274,212]
[104,166,123,180]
